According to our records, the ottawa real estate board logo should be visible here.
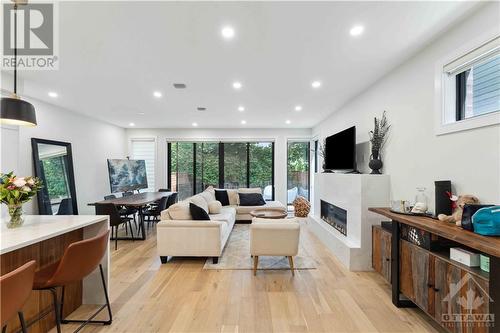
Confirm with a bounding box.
[441,273,494,329]
[2,2,58,70]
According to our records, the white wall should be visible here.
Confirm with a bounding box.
[313,3,500,210]
[0,98,127,215]
[125,128,312,205]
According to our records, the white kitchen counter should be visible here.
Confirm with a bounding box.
[0,214,110,305]
[1,215,109,254]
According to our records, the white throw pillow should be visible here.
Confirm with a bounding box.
[166,201,191,220]
[238,187,262,194]
[208,200,222,214]
[199,189,216,204]
[190,195,209,213]
[226,189,240,206]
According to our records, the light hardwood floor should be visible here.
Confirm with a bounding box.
[57,220,445,333]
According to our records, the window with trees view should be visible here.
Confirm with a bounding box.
[41,156,71,201]
[168,141,274,201]
[287,141,310,204]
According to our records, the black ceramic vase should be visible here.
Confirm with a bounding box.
[369,149,383,174]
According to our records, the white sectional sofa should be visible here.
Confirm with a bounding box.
[157,187,285,263]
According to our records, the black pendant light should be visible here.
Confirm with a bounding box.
[0,2,37,127]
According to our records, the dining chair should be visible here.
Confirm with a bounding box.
[1,261,36,333]
[143,196,169,228]
[56,198,73,215]
[103,195,137,234]
[165,192,178,209]
[95,203,134,250]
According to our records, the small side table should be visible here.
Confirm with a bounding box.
[250,208,288,219]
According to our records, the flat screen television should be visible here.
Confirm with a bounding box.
[324,126,356,172]
[107,159,148,193]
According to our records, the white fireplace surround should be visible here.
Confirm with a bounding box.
[310,173,390,271]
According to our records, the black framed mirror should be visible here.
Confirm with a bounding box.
[31,138,78,215]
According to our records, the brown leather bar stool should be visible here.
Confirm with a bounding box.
[1,260,36,333]
[32,230,112,333]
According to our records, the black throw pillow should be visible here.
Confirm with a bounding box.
[239,193,266,206]
[189,203,210,220]
[215,189,230,206]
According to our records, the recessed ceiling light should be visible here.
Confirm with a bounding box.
[311,81,322,89]
[241,120,247,125]
[350,25,364,37]
[138,112,145,115]
[221,26,235,40]
[238,106,245,112]
[232,81,242,90]
[129,122,135,127]
[294,105,302,111]
[48,92,58,98]
[285,120,291,125]
[153,91,162,98]
[192,122,198,127]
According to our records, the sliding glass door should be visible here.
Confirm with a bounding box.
[169,142,195,200]
[249,142,273,200]
[195,142,219,194]
[287,141,310,204]
[168,141,274,200]
[223,143,247,189]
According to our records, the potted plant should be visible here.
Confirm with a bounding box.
[1,172,43,228]
[318,138,328,172]
[368,111,390,174]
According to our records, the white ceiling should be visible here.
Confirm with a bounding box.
[3,1,482,129]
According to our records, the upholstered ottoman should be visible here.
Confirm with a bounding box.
[249,218,300,276]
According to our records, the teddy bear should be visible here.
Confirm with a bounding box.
[438,194,479,226]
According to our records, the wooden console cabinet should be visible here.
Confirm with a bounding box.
[370,208,499,333]
[372,225,392,284]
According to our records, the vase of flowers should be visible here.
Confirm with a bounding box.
[368,111,390,174]
[1,172,43,228]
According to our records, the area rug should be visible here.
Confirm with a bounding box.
[203,223,317,270]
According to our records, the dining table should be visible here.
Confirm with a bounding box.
[89,191,175,240]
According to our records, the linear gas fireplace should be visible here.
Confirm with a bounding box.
[320,200,347,236]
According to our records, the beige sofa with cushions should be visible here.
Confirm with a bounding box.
[224,187,286,221]
[157,187,285,264]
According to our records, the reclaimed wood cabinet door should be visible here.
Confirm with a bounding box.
[399,240,430,312]
[372,226,392,283]
[433,256,490,333]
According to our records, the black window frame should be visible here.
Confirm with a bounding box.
[455,70,468,121]
[168,141,275,200]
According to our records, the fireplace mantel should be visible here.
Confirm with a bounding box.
[310,173,390,271]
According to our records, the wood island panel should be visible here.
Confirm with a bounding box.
[0,229,83,333]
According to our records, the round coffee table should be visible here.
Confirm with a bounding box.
[250,208,288,219]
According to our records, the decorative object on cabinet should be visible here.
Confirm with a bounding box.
[0,172,42,228]
[434,181,452,216]
[473,206,500,236]
[438,194,479,225]
[450,247,480,267]
[461,204,494,231]
[368,111,390,174]
[411,187,428,214]
[480,254,490,272]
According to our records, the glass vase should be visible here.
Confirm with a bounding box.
[7,203,24,228]
[414,187,428,213]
